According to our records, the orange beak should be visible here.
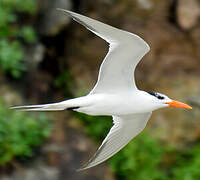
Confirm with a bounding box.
[165,100,192,109]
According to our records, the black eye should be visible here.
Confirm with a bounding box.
[157,95,164,100]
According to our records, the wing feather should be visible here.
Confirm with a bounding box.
[78,113,152,171]
[58,9,150,93]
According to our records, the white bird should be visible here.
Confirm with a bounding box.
[11,9,192,171]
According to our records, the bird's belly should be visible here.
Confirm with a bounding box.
[75,93,150,116]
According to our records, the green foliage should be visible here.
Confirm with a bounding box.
[76,112,200,180]
[55,71,76,98]
[18,26,37,44]
[75,112,112,142]
[110,133,172,180]
[0,40,25,78]
[0,0,37,78]
[172,144,200,180]
[0,103,51,165]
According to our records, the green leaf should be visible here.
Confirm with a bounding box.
[0,0,37,78]
[19,26,37,43]
[0,100,52,165]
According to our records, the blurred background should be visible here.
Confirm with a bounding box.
[0,0,200,179]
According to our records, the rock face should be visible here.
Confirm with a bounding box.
[37,0,72,36]
[24,43,45,71]
[137,0,153,10]
[177,0,200,30]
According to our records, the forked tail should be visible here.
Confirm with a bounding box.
[10,103,65,111]
[10,98,84,111]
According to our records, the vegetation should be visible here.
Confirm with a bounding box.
[0,102,51,165]
[55,71,76,98]
[109,133,168,180]
[0,0,37,78]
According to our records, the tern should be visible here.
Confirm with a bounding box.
[11,9,192,170]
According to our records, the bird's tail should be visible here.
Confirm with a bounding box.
[10,103,65,111]
[10,98,83,111]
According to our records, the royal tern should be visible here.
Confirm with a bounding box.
[11,9,192,170]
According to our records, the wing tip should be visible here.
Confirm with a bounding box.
[76,140,109,171]
[76,165,90,172]
[56,8,73,17]
[56,8,67,13]
[76,159,96,171]
[56,8,75,16]
[76,161,102,171]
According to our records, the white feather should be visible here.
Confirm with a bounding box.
[78,113,151,171]
[57,9,150,93]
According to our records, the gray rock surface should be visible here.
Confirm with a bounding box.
[24,43,45,71]
[37,0,72,36]
[177,0,200,30]
[137,0,153,10]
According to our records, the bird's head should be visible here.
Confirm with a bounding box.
[147,92,192,110]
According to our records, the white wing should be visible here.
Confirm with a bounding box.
[78,112,152,171]
[58,9,150,93]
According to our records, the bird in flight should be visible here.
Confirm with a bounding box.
[11,9,192,171]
